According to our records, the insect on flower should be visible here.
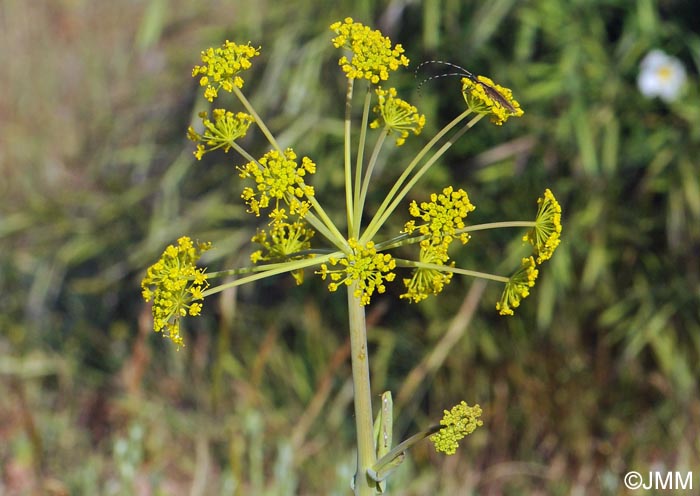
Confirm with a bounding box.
[415,60,518,115]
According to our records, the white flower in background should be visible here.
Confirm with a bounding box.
[637,49,687,103]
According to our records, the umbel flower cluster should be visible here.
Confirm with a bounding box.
[141,237,211,347]
[140,15,562,473]
[142,17,562,345]
[430,401,484,455]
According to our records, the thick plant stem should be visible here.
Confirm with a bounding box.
[347,283,376,495]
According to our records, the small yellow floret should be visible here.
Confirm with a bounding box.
[461,75,523,125]
[370,87,425,146]
[316,239,396,305]
[141,237,212,347]
[237,148,316,218]
[496,256,539,316]
[523,189,562,264]
[430,401,483,455]
[192,41,261,102]
[330,18,409,83]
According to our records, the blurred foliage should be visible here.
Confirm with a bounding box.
[1,0,699,494]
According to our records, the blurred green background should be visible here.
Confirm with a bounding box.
[1,0,699,494]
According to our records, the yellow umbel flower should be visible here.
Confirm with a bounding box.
[461,75,523,125]
[370,87,425,146]
[497,256,539,316]
[250,220,315,262]
[430,401,483,455]
[187,109,255,160]
[399,187,476,302]
[523,189,562,264]
[330,17,409,83]
[403,186,475,247]
[141,237,212,347]
[250,220,316,285]
[400,241,454,303]
[317,239,397,305]
[238,148,316,219]
[192,40,260,102]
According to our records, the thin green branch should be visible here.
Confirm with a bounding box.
[344,78,355,236]
[230,141,257,164]
[462,220,535,232]
[374,220,536,252]
[360,109,475,244]
[306,196,349,251]
[393,258,510,283]
[352,86,373,236]
[361,114,485,243]
[356,128,388,231]
[232,86,282,154]
[201,253,337,297]
[369,424,442,481]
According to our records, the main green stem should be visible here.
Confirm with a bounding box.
[347,283,376,495]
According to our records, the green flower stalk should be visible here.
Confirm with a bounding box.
[141,18,563,494]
